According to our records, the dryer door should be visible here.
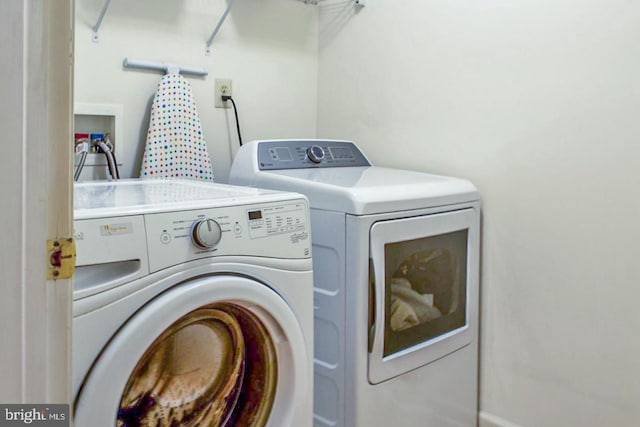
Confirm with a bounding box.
[368,208,480,384]
[74,275,309,427]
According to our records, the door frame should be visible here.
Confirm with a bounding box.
[0,0,74,404]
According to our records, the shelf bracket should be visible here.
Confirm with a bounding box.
[205,0,236,56]
[92,0,113,42]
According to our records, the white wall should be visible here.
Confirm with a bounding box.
[318,1,640,426]
[75,0,318,183]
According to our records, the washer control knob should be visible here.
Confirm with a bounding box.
[191,218,222,249]
[306,145,325,163]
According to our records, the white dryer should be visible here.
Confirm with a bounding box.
[72,179,313,427]
[230,140,481,427]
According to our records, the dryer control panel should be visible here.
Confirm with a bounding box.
[257,140,371,170]
[144,198,311,272]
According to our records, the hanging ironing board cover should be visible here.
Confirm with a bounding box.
[140,73,214,181]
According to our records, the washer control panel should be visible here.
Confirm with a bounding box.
[257,140,371,170]
[144,198,310,272]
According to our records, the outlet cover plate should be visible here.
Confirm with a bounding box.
[215,79,232,108]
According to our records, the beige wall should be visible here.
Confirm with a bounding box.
[317,1,640,426]
[75,0,318,182]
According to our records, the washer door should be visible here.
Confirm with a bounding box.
[74,275,309,427]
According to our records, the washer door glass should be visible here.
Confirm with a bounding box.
[74,275,310,427]
[118,303,276,427]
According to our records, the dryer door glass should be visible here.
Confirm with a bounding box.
[383,229,468,356]
[117,303,277,427]
[368,208,479,385]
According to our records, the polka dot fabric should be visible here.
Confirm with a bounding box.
[140,73,214,181]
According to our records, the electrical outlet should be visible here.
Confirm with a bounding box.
[215,78,232,108]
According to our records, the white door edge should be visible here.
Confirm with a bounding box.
[0,0,74,405]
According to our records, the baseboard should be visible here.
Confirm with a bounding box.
[478,411,523,427]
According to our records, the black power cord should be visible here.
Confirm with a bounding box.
[222,95,243,146]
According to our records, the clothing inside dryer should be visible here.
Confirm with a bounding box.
[384,230,468,357]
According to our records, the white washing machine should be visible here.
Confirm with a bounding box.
[72,179,313,427]
[230,140,481,427]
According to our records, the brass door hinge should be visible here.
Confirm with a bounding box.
[47,238,76,280]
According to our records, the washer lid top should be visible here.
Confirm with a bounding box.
[256,166,480,215]
[74,178,295,219]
